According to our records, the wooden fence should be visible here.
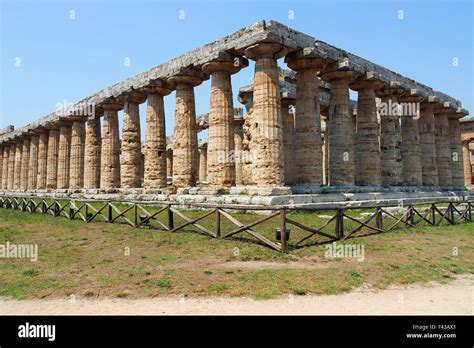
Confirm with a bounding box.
[0,196,472,252]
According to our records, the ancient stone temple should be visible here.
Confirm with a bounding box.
[0,20,470,205]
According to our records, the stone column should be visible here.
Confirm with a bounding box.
[27,135,39,190]
[57,124,72,189]
[321,115,329,185]
[121,94,145,189]
[419,102,438,186]
[20,138,30,190]
[46,129,60,189]
[37,132,49,189]
[100,105,121,189]
[198,142,208,183]
[281,98,295,185]
[0,147,2,189]
[320,69,357,186]
[168,70,205,189]
[378,94,402,186]
[202,55,247,189]
[7,144,16,190]
[84,117,101,189]
[143,83,171,190]
[399,95,422,186]
[13,141,22,189]
[70,120,86,189]
[434,113,452,188]
[350,78,382,186]
[463,141,472,186]
[286,52,324,186]
[233,118,244,186]
[1,146,9,189]
[166,150,173,179]
[244,43,288,189]
[448,116,465,188]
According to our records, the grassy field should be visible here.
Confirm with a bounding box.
[0,206,472,300]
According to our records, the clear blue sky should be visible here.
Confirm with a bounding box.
[1,0,472,139]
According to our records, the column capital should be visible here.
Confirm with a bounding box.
[349,72,384,91]
[99,97,124,112]
[167,67,208,87]
[141,79,173,96]
[202,52,248,75]
[244,42,288,60]
[285,47,325,71]
[118,90,147,104]
[319,62,359,82]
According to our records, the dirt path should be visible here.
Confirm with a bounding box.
[1,275,472,315]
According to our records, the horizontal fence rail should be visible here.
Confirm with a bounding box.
[0,196,472,252]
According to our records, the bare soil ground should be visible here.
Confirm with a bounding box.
[1,274,471,315]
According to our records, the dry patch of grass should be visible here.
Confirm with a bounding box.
[0,207,472,299]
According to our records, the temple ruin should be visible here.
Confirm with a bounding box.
[0,20,471,206]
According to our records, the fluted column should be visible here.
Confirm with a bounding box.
[448,116,465,188]
[46,129,60,189]
[166,150,173,179]
[100,106,121,189]
[143,84,171,190]
[121,94,145,188]
[399,95,422,186]
[57,125,72,189]
[168,72,205,189]
[244,43,287,187]
[19,138,30,190]
[463,141,472,186]
[7,144,16,190]
[37,132,49,189]
[286,53,324,186]
[320,69,357,186]
[203,56,247,189]
[13,141,22,189]
[0,146,3,189]
[1,146,9,189]
[27,135,39,189]
[419,102,438,186]
[281,98,295,185]
[350,78,382,186]
[84,117,101,189]
[70,121,86,189]
[379,95,402,186]
[198,143,208,183]
[233,119,244,186]
[434,113,452,187]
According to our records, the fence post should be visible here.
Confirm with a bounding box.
[107,203,113,223]
[376,207,383,231]
[336,208,344,239]
[215,208,221,238]
[469,202,472,222]
[449,203,455,224]
[280,209,287,252]
[167,204,174,231]
[409,205,414,225]
[431,203,436,225]
[134,204,138,227]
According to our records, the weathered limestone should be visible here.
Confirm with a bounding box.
[13,141,22,189]
[463,141,472,186]
[233,118,245,186]
[350,77,382,186]
[7,144,16,190]
[46,129,60,189]
[121,94,145,188]
[244,43,287,188]
[285,52,324,185]
[434,113,453,187]
[36,132,49,189]
[143,83,171,190]
[0,146,2,188]
[399,95,422,186]
[1,146,9,189]
[419,102,439,186]
[202,55,247,189]
[166,150,173,179]
[198,142,208,183]
[379,95,402,186]
[70,121,86,189]
[20,138,30,190]
[320,68,357,186]
[27,135,39,190]
[100,106,121,189]
[84,117,101,189]
[57,125,72,189]
[281,98,295,185]
[448,116,464,188]
[168,70,206,189]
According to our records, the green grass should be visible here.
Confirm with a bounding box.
[0,206,472,299]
